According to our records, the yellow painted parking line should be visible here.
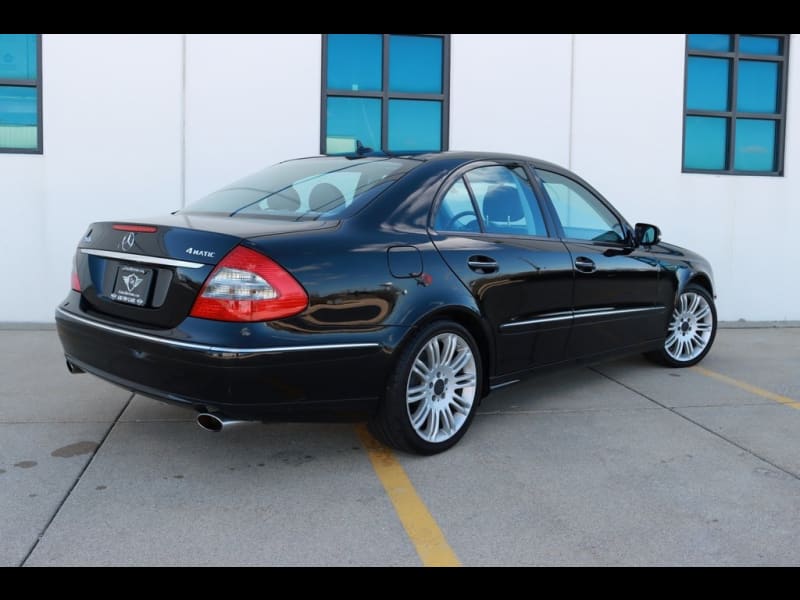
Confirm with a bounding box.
[356,424,461,567]
[693,366,800,410]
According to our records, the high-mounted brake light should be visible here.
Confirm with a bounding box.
[112,224,158,233]
[189,246,308,322]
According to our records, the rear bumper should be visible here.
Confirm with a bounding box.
[55,298,402,419]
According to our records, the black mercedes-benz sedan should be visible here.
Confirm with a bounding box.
[56,152,716,454]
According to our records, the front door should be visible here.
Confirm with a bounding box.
[535,169,663,359]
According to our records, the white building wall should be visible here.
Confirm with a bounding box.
[0,33,796,322]
[450,34,572,166]
[0,156,46,319]
[184,34,321,201]
[571,34,799,320]
[1,34,183,322]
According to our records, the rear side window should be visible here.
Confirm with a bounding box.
[433,165,548,236]
[537,170,624,243]
[434,178,480,232]
[465,166,547,237]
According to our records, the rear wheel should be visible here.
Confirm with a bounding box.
[369,321,482,455]
[646,283,717,367]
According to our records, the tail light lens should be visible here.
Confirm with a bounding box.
[190,246,307,322]
[70,255,81,292]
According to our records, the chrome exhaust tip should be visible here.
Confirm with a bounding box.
[66,360,85,374]
[196,412,247,432]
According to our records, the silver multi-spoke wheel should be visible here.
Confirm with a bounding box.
[406,332,477,443]
[665,291,714,362]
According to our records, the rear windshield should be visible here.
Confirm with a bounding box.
[183,156,420,220]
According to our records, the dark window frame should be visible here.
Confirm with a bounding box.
[682,33,790,176]
[320,33,450,154]
[0,34,43,155]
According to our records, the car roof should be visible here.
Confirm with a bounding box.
[289,151,571,175]
[410,151,568,173]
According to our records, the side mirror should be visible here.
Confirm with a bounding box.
[634,223,661,247]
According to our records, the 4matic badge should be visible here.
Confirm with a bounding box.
[185,247,216,258]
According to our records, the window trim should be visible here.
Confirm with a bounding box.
[0,34,43,155]
[320,34,450,154]
[682,34,790,176]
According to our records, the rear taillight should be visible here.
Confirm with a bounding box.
[70,256,81,292]
[190,246,307,322]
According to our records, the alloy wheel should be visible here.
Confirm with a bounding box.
[406,332,477,443]
[665,291,714,362]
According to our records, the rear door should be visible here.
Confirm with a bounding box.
[535,168,663,359]
[429,163,574,377]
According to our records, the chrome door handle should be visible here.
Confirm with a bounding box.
[468,256,499,273]
[574,257,596,273]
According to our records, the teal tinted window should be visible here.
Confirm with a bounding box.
[687,34,731,52]
[0,34,40,153]
[686,57,730,111]
[740,36,781,55]
[683,34,787,175]
[0,34,38,80]
[389,36,443,93]
[0,86,36,124]
[325,97,381,153]
[326,34,382,92]
[734,119,776,171]
[388,100,441,152]
[684,117,728,170]
[737,60,778,113]
[323,34,449,154]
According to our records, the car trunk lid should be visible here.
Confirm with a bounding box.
[75,215,336,328]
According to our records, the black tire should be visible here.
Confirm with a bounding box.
[369,320,483,455]
[646,283,717,368]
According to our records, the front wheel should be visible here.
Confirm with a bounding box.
[646,284,717,367]
[369,321,482,455]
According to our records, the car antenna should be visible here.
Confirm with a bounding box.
[355,140,373,155]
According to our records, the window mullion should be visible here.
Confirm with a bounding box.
[727,35,740,171]
[776,35,790,174]
[381,34,390,152]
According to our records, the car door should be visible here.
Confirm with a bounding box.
[535,168,663,359]
[429,163,574,377]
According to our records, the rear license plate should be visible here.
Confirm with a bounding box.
[110,265,153,307]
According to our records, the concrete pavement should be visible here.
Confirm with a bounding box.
[1,327,799,566]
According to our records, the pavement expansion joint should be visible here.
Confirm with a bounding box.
[17,392,134,567]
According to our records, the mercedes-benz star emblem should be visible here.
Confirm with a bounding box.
[121,232,136,252]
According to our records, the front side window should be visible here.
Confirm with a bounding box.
[322,34,449,154]
[683,34,789,175]
[0,34,41,153]
[538,170,624,243]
